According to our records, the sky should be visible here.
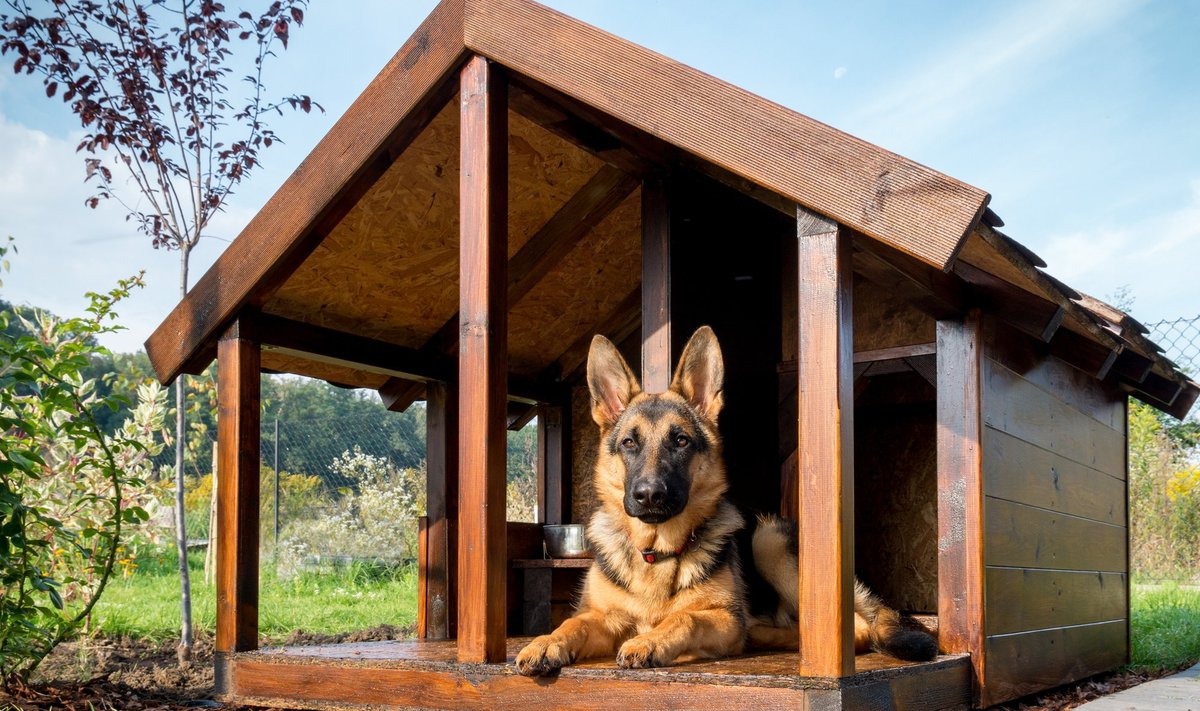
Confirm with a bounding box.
[1,0,1198,354]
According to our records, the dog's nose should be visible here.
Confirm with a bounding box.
[632,479,668,507]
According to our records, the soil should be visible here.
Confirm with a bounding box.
[0,631,1185,710]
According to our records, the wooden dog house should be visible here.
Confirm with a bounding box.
[145,1,1198,708]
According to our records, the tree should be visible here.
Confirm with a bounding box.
[1,0,318,659]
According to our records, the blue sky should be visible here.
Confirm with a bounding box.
[1,0,1197,353]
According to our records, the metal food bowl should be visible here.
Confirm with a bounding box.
[543,524,591,559]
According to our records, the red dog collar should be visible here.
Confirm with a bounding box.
[640,530,697,564]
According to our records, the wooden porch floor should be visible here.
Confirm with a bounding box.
[221,637,972,710]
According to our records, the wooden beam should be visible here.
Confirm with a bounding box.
[936,310,986,705]
[852,343,937,363]
[507,401,539,431]
[1049,327,1121,380]
[545,286,641,385]
[145,0,467,383]
[537,404,570,525]
[457,55,509,664]
[641,173,672,392]
[954,261,1064,342]
[215,319,261,654]
[1112,348,1154,384]
[424,381,458,640]
[794,207,855,678]
[380,380,426,412]
[853,236,968,320]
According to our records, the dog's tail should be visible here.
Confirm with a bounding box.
[751,515,938,662]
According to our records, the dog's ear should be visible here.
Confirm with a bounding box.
[670,326,724,421]
[587,334,641,429]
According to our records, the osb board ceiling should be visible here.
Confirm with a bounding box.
[264,97,603,350]
[508,189,642,375]
[853,275,935,351]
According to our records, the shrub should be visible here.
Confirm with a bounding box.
[1129,401,1200,581]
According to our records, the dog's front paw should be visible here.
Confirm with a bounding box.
[616,637,666,669]
[515,635,574,676]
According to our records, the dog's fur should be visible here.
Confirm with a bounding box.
[514,326,935,676]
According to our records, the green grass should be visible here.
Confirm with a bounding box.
[1128,582,1200,673]
[91,548,417,642]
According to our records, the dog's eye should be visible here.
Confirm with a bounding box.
[675,434,690,449]
[621,437,636,450]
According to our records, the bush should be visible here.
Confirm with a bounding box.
[1129,401,1200,581]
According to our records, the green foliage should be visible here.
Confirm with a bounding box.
[1129,583,1200,673]
[1129,401,1200,581]
[0,259,166,684]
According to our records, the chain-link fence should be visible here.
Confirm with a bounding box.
[1147,314,1200,378]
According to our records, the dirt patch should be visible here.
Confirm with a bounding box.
[989,662,1192,710]
[0,625,412,711]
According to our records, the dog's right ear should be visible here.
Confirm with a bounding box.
[587,334,641,429]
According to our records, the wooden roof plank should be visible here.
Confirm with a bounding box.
[463,0,990,269]
[144,0,469,384]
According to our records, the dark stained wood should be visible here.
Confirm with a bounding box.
[1112,347,1154,384]
[425,381,458,640]
[852,343,936,363]
[216,320,261,653]
[984,497,1126,571]
[507,401,538,431]
[457,55,509,664]
[954,261,1064,343]
[641,173,672,392]
[852,237,967,321]
[983,621,1126,707]
[224,638,971,710]
[146,0,468,383]
[936,311,986,703]
[794,208,855,678]
[1049,326,1120,380]
[417,516,429,638]
[983,358,1126,478]
[511,558,593,569]
[463,0,989,268]
[985,568,1126,635]
[537,404,570,525]
[380,379,426,413]
[984,427,1126,524]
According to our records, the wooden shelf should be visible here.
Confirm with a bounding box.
[511,558,593,569]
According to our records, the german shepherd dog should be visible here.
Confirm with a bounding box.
[514,327,935,675]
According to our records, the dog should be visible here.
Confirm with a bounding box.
[514,326,935,676]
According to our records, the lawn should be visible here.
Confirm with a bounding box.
[91,548,417,642]
[1128,582,1200,673]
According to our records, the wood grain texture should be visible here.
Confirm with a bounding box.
[425,381,458,640]
[984,497,1126,572]
[146,0,468,383]
[982,621,1126,707]
[641,173,672,392]
[456,55,509,664]
[935,312,986,703]
[537,404,569,525]
[985,568,1126,635]
[795,215,855,677]
[216,323,261,653]
[463,0,988,268]
[984,427,1126,524]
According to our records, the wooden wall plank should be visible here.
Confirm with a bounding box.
[216,322,261,653]
[463,0,989,268]
[983,621,1126,706]
[984,498,1126,572]
[983,359,1126,478]
[537,404,569,524]
[457,55,509,664]
[425,381,458,640]
[641,173,671,392]
[985,568,1126,635]
[146,0,467,383]
[936,311,986,701]
[795,210,854,677]
[984,427,1126,524]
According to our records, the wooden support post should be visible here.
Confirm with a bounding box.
[641,173,671,392]
[537,404,569,525]
[795,208,855,678]
[215,319,260,654]
[937,310,986,703]
[424,381,458,640]
[457,54,508,664]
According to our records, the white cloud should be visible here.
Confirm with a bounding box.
[833,66,848,80]
[1039,179,1200,322]
[845,0,1141,152]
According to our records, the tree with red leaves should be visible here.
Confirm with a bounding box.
[1,0,319,660]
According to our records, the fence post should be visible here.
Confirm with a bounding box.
[274,417,281,546]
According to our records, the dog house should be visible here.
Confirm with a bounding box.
[145,1,1198,708]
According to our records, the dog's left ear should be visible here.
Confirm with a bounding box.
[670,326,724,421]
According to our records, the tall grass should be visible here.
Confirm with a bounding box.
[1128,583,1200,673]
[90,548,416,642]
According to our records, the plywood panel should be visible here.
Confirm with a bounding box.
[854,275,935,351]
[984,497,1126,572]
[983,621,1126,706]
[984,427,1126,523]
[985,568,1126,635]
[266,104,602,352]
[983,358,1125,478]
[507,190,642,375]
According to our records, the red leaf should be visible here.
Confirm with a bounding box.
[45,81,57,97]
[290,7,303,23]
